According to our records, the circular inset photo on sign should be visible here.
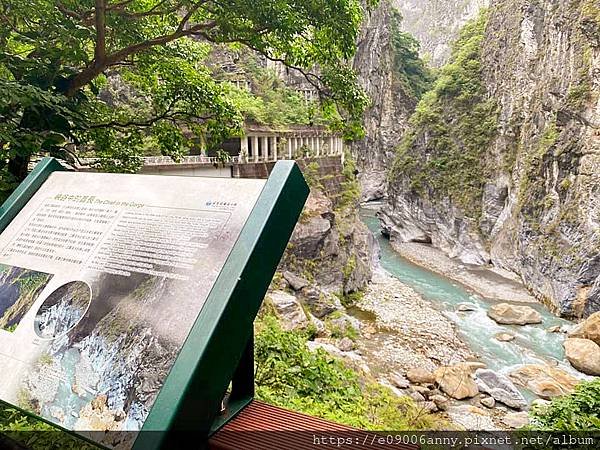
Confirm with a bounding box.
[34,281,92,339]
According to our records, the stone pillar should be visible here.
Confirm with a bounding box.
[240,136,249,163]
[260,136,268,161]
[329,136,334,155]
[287,136,293,159]
[315,135,321,156]
[270,136,277,161]
[252,136,259,162]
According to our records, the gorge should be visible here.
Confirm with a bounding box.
[378,0,600,318]
[1,0,600,441]
[261,0,600,432]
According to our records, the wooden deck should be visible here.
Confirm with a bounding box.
[209,400,418,450]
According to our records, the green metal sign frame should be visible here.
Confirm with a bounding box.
[0,157,309,450]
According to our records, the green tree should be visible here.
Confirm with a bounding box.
[389,9,433,101]
[0,0,375,200]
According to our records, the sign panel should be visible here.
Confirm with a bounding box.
[0,171,267,447]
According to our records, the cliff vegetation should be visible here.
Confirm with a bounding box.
[391,9,498,218]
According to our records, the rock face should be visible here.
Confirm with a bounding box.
[407,367,435,384]
[434,364,479,400]
[581,312,600,344]
[267,291,309,331]
[509,364,580,399]
[487,303,543,325]
[393,0,490,67]
[283,170,373,294]
[564,338,600,375]
[352,1,418,201]
[475,369,527,409]
[383,0,600,317]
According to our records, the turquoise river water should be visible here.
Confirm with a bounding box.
[359,206,580,389]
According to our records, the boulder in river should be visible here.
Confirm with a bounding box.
[409,391,426,402]
[268,291,308,331]
[509,364,579,399]
[434,364,479,400]
[480,396,495,408]
[406,367,435,384]
[581,312,600,345]
[475,369,527,409]
[457,303,477,312]
[430,394,449,411]
[564,338,600,376]
[337,337,354,352]
[390,372,410,389]
[417,401,438,413]
[495,332,516,342]
[567,322,586,339]
[487,303,542,325]
[308,313,329,338]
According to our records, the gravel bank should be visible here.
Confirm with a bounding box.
[356,268,475,375]
[390,242,538,304]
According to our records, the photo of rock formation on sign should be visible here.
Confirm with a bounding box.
[34,281,92,339]
[14,265,218,449]
[0,264,52,332]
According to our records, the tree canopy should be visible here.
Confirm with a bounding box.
[0,0,376,200]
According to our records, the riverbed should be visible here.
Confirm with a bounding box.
[358,205,584,399]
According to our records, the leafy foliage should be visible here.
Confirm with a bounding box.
[222,59,321,127]
[0,403,95,450]
[390,9,498,218]
[0,0,375,200]
[529,378,600,430]
[337,151,361,211]
[255,314,442,430]
[389,10,433,101]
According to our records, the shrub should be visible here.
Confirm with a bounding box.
[529,378,600,430]
[0,404,95,450]
[390,10,434,101]
[255,314,442,430]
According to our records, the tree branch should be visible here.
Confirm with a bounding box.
[228,40,329,97]
[64,1,216,97]
[106,0,135,11]
[85,94,212,130]
[110,0,179,19]
[56,2,95,25]
[95,0,107,62]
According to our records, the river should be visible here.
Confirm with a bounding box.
[359,205,582,398]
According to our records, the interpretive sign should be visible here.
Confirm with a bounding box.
[0,158,308,450]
